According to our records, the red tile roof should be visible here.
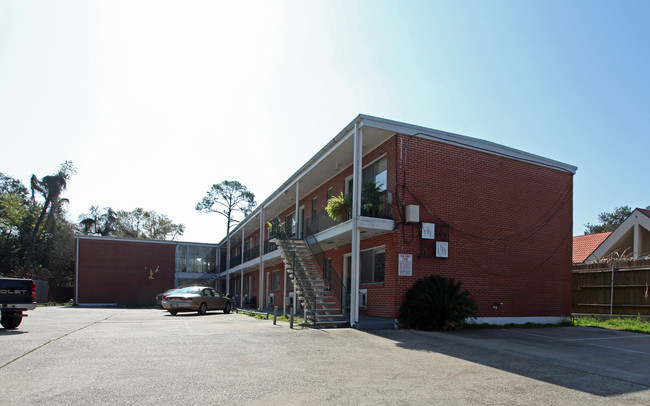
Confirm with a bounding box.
[573,232,612,263]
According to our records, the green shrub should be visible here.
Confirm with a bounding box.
[399,275,476,331]
[325,193,352,221]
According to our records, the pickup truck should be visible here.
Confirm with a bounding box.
[0,277,37,329]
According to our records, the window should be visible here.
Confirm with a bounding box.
[360,247,385,284]
[271,270,280,291]
[286,213,296,237]
[286,273,294,290]
[362,156,387,191]
[312,196,318,217]
[345,156,388,195]
[177,245,216,273]
[326,187,333,200]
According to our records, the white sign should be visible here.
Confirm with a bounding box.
[398,254,412,276]
[436,242,449,258]
[421,223,435,240]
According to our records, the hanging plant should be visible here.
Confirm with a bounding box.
[325,193,352,221]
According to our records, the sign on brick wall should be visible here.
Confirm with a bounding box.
[398,254,412,276]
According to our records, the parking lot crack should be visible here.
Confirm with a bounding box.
[0,310,126,370]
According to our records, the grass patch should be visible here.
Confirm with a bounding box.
[463,320,572,330]
[572,316,650,334]
[37,301,75,307]
[238,310,309,325]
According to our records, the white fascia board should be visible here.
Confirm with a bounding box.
[358,217,394,231]
[75,235,216,247]
[359,114,577,174]
[316,220,354,242]
[586,208,650,262]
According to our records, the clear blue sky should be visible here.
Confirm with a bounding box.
[1,0,648,242]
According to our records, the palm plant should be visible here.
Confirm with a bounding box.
[399,275,476,331]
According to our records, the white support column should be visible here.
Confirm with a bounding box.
[240,227,245,308]
[350,121,363,327]
[259,207,265,310]
[293,182,299,316]
[634,223,642,258]
[226,233,230,295]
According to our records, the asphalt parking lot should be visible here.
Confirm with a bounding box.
[1,307,649,405]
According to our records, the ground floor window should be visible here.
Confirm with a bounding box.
[271,270,280,291]
[360,246,385,284]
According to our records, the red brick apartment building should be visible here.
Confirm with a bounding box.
[76,115,576,328]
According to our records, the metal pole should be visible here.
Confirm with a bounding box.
[259,208,265,310]
[293,181,299,317]
[290,307,294,329]
[226,233,230,295]
[610,263,615,315]
[241,228,244,308]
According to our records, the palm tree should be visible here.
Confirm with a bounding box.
[24,162,76,267]
[399,275,476,331]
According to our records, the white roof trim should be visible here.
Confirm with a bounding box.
[359,115,577,174]
[586,209,650,261]
[223,114,577,243]
[75,235,217,247]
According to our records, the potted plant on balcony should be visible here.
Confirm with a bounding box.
[267,218,285,238]
[325,193,352,221]
[361,181,382,217]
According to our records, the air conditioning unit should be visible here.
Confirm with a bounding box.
[406,205,419,223]
[358,289,368,310]
[289,292,302,309]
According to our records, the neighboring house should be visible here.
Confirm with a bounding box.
[218,114,576,327]
[574,208,650,263]
[75,236,218,305]
[572,232,611,264]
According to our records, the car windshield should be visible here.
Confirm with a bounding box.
[174,287,202,294]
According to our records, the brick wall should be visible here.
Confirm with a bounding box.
[76,238,176,306]
[223,133,573,320]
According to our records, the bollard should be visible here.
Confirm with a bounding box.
[273,306,278,325]
[290,306,294,329]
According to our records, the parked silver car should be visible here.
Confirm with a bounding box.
[162,286,232,316]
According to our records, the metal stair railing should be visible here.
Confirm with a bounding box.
[269,219,347,327]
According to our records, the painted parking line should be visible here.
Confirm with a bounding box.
[586,342,650,356]
[503,328,650,356]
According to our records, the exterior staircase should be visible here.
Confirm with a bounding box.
[273,238,348,328]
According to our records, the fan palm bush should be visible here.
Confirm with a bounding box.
[399,275,476,331]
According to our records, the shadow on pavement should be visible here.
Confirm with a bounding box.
[365,326,650,397]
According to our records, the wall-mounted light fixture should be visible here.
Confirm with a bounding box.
[492,302,503,310]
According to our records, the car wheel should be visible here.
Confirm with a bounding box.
[1,311,22,329]
[198,302,207,315]
[168,310,178,316]
[224,302,231,314]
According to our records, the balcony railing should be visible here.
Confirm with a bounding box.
[243,244,260,262]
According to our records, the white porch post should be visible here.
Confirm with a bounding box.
[293,182,299,316]
[634,223,642,258]
[240,227,245,308]
[226,233,230,295]
[350,121,362,327]
[259,207,265,310]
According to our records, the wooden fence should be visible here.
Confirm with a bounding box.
[573,259,650,315]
